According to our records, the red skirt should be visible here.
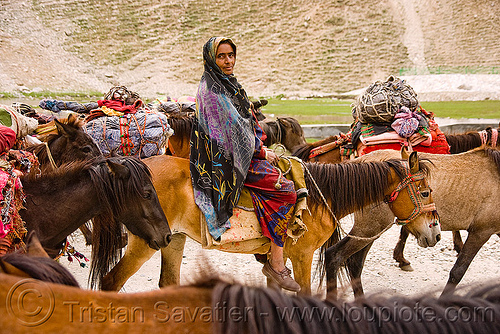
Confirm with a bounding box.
[244,159,297,247]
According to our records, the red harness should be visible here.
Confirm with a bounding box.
[384,162,438,226]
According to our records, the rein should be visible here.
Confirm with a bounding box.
[384,161,437,225]
[273,118,283,145]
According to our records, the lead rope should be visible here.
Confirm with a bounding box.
[43,142,58,170]
[273,149,384,242]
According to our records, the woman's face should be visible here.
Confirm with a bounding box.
[215,43,235,75]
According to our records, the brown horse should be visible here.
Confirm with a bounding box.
[20,155,172,288]
[27,114,103,244]
[0,272,213,333]
[326,147,500,298]
[293,127,500,164]
[166,114,307,158]
[1,272,499,333]
[101,151,440,295]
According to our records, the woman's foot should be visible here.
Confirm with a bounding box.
[262,261,301,292]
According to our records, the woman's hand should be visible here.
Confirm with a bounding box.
[265,149,279,165]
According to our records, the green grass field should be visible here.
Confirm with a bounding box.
[258,98,500,124]
[1,93,499,125]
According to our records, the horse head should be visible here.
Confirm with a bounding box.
[29,114,102,169]
[89,156,172,289]
[260,117,307,152]
[384,149,441,248]
[51,114,102,162]
[103,157,172,250]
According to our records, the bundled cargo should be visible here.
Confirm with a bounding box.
[84,110,173,158]
[351,75,419,124]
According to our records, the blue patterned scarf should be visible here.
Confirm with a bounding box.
[190,37,255,239]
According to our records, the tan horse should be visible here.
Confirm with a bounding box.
[294,127,500,270]
[0,272,213,333]
[327,147,500,297]
[102,151,440,295]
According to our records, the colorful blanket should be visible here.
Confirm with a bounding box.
[84,110,173,158]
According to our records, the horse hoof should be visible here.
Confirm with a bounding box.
[400,264,414,272]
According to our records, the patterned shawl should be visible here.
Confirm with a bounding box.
[190,37,255,239]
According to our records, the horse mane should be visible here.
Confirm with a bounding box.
[307,158,431,284]
[20,158,92,187]
[0,253,80,287]
[88,156,154,289]
[303,159,429,217]
[445,127,500,154]
[167,113,194,138]
[482,147,500,175]
[211,280,500,334]
[292,135,339,160]
[445,132,483,154]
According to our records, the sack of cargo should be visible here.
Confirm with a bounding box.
[84,110,173,158]
[352,76,419,124]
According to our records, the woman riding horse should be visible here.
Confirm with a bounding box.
[190,37,300,292]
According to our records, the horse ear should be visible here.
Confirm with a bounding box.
[25,231,50,258]
[55,118,77,140]
[106,160,131,179]
[400,146,410,160]
[408,151,419,174]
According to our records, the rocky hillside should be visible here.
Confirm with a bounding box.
[0,0,498,99]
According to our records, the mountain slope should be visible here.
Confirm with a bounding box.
[0,0,498,99]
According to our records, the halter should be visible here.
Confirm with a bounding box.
[384,161,438,225]
[479,128,498,147]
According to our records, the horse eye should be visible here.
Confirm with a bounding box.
[144,191,152,200]
[81,146,92,154]
[421,190,430,198]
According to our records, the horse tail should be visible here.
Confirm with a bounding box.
[89,214,123,290]
[315,224,350,292]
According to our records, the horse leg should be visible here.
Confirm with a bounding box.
[325,235,373,299]
[441,229,492,296]
[346,242,374,299]
[452,231,464,254]
[288,251,314,295]
[101,232,157,291]
[393,226,414,271]
[158,233,186,287]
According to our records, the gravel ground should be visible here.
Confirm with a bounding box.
[60,214,500,300]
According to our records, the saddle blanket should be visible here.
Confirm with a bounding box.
[201,157,308,253]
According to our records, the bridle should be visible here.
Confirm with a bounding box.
[384,161,439,226]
